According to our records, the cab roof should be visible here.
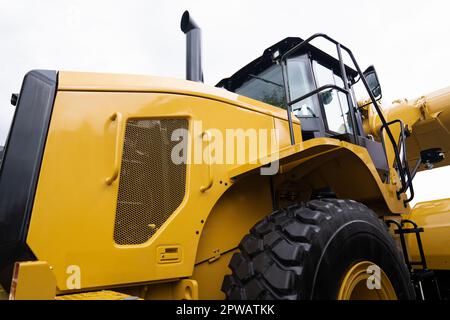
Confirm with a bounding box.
[216,37,358,92]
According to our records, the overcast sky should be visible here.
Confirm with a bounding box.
[0,0,449,205]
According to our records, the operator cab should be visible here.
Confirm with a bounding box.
[217,37,362,142]
[217,36,390,178]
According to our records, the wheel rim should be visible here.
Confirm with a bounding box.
[337,261,397,300]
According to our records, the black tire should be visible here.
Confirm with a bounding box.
[221,199,415,300]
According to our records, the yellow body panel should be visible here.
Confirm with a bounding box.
[194,174,273,265]
[27,76,294,292]
[192,174,274,299]
[406,198,450,270]
[58,71,301,124]
[10,261,56,300]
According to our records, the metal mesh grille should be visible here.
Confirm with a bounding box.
[113,119,188,245]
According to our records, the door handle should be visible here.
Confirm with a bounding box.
[106,112,124,185]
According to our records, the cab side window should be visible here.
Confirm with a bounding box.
[313,61,352,134]
[286,55,319,117]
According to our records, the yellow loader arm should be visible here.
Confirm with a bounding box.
[367,86,450,172]
[406,87,450,171]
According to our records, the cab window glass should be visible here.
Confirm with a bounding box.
[287,55,318,117]
[313,61,352,134]
[234,64,285,108]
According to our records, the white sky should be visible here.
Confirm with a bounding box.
[0,0,449,206]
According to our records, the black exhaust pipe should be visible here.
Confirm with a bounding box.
[180,11,203,82]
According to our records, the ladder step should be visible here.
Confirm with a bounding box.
[412,270,435,281]
[394,227,424,234]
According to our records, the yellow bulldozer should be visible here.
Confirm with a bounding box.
[0,11,449,300]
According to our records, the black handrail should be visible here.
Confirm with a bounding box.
[287,84,348,107]
[380,120,415,204]
[280,58,295,144]
[279,33,413,204]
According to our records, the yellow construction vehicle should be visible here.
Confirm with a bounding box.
[0,11,449,300]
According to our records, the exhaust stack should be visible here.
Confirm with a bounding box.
[180,11,203,82]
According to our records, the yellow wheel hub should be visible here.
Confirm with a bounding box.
[337,261,397,300]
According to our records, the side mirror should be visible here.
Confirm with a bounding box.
[363,65,382,100]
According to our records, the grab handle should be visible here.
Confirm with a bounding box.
[200,131,213,192]
[105,112,124,185]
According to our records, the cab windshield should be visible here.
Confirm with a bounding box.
[234,64,285,108]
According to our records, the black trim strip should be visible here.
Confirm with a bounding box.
[0,70,57,291]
